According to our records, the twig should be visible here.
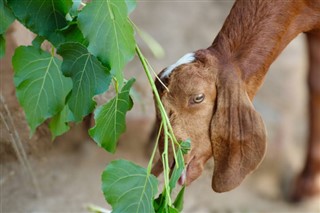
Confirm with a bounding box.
[0,95,41,197]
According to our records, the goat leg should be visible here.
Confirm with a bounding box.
[291,31,320,202]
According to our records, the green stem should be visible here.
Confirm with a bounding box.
[137,46,179,147]
[147,121,163,173]
[162,117,172,205]
[136,45,173,205]
[167,133,178,167]
[142,60,179,145]
[135,46,167,122]
[136,44,186,207]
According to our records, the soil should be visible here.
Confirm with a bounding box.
[1,1,320,213]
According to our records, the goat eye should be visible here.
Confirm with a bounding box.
[192,93,205,104]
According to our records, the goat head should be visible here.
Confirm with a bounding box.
[152,49,267,192]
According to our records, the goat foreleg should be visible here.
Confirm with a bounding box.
[292,31,320,201]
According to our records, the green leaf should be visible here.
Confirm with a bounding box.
[173,186,185,212]
[57,42,111,121]
[169,149,185,190]
[8,0,72,45]
[57,22,88,46]
[0,0,15,34]
[78,0,135,87]
[0,35,5,59]
[12,46,72,134]
[180,138,191,155]
[89,79,135,153]
[102,159,158,213]
[49,105,70,139]
[125,0,136,14]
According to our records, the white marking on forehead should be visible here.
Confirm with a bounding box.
[161,53,195,79]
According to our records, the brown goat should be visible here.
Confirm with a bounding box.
[152,0,320,201]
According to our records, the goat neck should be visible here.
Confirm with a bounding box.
[209,0,320,99]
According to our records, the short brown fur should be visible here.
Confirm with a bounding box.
[152,0,320,200]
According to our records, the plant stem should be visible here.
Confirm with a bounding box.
[135,46,167,122]
[136,45,172,205]
[147,121,163,173]
[162,117,172,205]
[136,44,186,208]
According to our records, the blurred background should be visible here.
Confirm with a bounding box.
[1,1,319,212]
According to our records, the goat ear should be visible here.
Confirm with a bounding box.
[210,70,267,192]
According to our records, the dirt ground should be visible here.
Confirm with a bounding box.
[1,1,320,213]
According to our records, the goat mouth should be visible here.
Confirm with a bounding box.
[178,168,187,185]
[178,156,195,186]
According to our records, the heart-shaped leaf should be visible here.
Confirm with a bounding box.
[7,0,80,47]
[12,46,72,134]
[102,159,158,213]
[89,79,135,153]
[8,0,72,45]
[57,42,111,121]
[78,0,135,87]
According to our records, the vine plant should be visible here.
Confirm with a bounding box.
[1,0,189,212]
